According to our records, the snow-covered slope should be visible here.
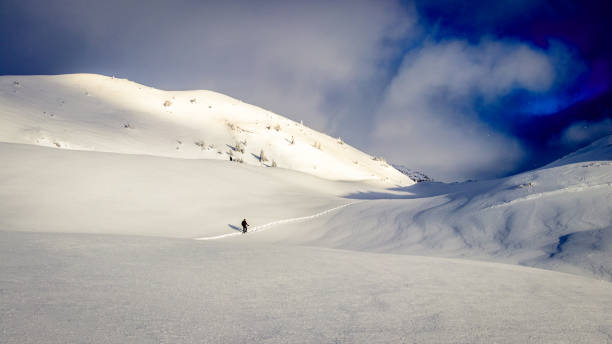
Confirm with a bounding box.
[1,74,612,342]
[1,73,610,280]
[0,142,368,238]
[253,135,612,280]
[0,74,412,186]
[2,135,611,280]
[545,133,612,168]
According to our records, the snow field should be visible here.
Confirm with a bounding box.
[250,136,612,280]
[195,201,361,240]
[2,135,612,280]
[0,142,368,238]
[2,231,611,344]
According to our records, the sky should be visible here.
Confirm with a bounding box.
[1,0,610,181]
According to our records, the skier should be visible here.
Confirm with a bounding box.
[241,219,249,234]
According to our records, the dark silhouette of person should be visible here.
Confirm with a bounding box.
[241,219,249,233]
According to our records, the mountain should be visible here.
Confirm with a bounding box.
[1,74,611,343]
[0,74,412,186]
[1,74,610,279]
[251,135,612,280]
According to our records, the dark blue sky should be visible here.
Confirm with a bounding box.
[1,0,610,180]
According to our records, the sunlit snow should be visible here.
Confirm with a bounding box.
[1,74,611,343]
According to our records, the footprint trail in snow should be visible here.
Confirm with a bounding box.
[194,201,361,241]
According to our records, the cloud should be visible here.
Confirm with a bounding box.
[177,1,417,136]
[370,39,558,181]
[560,118,612,146]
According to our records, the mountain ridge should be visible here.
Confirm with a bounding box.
[0,73,413,186]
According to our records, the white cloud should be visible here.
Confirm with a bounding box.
[182,1,417,132]
[370,39,557,181]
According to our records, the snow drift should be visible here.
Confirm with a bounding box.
[253,135,612,280]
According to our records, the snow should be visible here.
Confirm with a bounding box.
[251,137,612,280]
[195,201,361,240]
[0,74,412,186]
[1,74,612,343]
[2,231,612,344]
[0,142,362,238]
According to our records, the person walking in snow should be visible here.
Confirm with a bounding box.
[241,219,249,234]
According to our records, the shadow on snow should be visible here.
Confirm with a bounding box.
[228,224,241,232]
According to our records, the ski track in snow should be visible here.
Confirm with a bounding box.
[484,182,612,210]
[194,201,362,241]
[196,181,612,240]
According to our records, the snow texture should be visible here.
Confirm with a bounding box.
[253,137,612,281]
[2,231,612,344]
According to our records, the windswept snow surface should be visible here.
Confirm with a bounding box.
[1,74,612,343]
[253,135,612,281]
